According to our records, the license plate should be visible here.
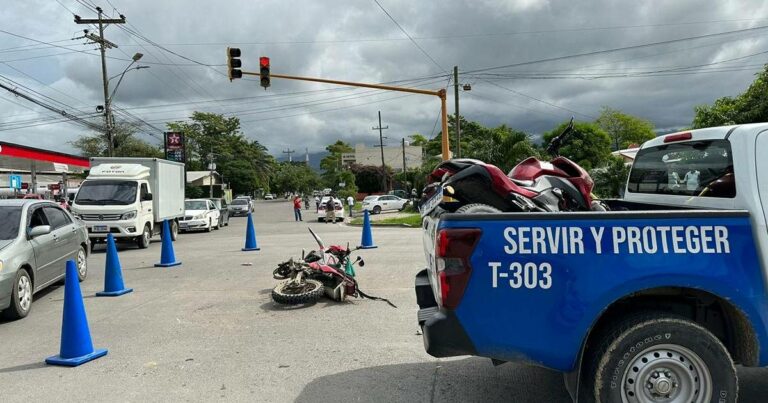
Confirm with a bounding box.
[420,186,443,217]
[92,225,109,233]
[179,222,188,228]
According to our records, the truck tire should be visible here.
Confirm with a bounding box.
[137,224,151,249]
[455,203,501,214]
[587,315,737,403]
[2,269,32,320]
[170,220,179,241]
[271,279,324,305]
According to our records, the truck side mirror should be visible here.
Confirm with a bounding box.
[142,193,153,201]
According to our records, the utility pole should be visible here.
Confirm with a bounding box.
[208,150,215,198]
[401,138,407,174]
[75,8,125,157]
[372,111,389,191]
[453,66,461,158]
[282,149,295,163]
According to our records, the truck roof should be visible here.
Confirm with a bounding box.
[641,123,768,149]
[88,163,150,179]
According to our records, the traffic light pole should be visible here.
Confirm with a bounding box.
[239,71,451,160]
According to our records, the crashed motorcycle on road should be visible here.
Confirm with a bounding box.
[271,228,395,307]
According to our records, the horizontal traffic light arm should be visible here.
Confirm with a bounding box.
[238,70,449,160]
[241,71,441,97]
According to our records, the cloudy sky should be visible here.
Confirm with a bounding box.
[1,0,767,158]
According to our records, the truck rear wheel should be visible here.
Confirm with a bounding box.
[588,315,737,403]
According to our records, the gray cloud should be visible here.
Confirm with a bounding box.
[1,0,766,156]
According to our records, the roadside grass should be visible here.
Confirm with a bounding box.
[349,213,422,227]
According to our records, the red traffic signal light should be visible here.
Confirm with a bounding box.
[227,47,242,81]
[259,56,270,89]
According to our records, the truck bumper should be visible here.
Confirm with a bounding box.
[83,220,141,238]
[415,268,477,358]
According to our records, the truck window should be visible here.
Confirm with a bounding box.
[140,183,150,200]
[627,140,735,198]
[75,180,138,205]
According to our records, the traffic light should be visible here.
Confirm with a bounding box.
[259,56,270,89]
[227,47,242,81]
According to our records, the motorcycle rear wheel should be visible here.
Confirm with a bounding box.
[272,279,324,305]
[455,203,502,214]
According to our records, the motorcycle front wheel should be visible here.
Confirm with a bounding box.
[272,279,324,305]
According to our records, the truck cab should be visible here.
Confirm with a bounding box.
[416,123,768,402]
[71,158,184,249]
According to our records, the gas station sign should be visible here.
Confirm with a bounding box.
[164,132,186,163]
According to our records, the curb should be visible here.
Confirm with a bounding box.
[347,222,417,228]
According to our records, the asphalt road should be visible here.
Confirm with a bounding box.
[0,200,766,402]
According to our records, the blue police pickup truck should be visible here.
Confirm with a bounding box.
[416,123,768,402]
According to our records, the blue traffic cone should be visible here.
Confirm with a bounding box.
[96,234,133,296]
[359,209,378,249]
[154,220,181,267]
[242,212,260,251]
[46,260,108,366]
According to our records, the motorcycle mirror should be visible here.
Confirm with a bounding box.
[358,259,365,267]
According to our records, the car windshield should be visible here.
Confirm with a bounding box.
[0,206,22,240]
[185,201,208,210]
[627,140,735,198]
[232,199,247,205]
[75,180,137,205]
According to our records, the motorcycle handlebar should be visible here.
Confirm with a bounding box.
[546,116,574,156]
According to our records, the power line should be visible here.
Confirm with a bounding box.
[372,0,447,74]
[463,24,768,74]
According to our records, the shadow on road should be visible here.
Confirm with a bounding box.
[0,362,47,374]
[295,358,571,403]
[294,359,768,403]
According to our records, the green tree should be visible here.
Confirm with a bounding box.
[464,125,539,172]
[408,133,429,146]
[591,155,631,198]
[692,65,768,128]
[166,112,273,195]
[595,107,656,150]
[270,162,320,195]
[350,164,390,193]
[542,121,612,171]
[70,124,163,158]
[320,140,353,185]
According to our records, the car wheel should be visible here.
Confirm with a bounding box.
[2,269,32,320]
[373,206,382,215]
[585,314,737,403]
[76,246,88,282]
[137,224,151,249]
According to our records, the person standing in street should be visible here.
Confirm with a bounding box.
[293,195,303,221]
[346,195,355,217]
[314,195,320,210]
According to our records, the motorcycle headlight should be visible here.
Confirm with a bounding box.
[121,210,137,220]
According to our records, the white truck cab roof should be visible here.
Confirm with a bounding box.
[88,163,150,180]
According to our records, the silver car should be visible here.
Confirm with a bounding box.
[0,200,89,320]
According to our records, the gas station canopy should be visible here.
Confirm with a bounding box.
[0,141,89,174]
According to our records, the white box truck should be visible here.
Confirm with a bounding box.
[71,158,185,249]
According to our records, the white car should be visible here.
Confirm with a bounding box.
[179,199,221,232]
[316,196,345,222]
[264,194,274,200]
[362,195,410,214]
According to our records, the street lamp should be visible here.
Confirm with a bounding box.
[104,52,148,156]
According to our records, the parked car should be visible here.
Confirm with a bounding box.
[228,198,252,216]
[234,196,254,211]
[264,194,275,200]
[179,199,221,232]
[209,198,229,227]
[362,194,410,214]
[0,200,89,320]
[316,196,345,222]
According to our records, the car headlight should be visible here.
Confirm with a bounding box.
[194,214,205,219]
[121,210,137,220]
